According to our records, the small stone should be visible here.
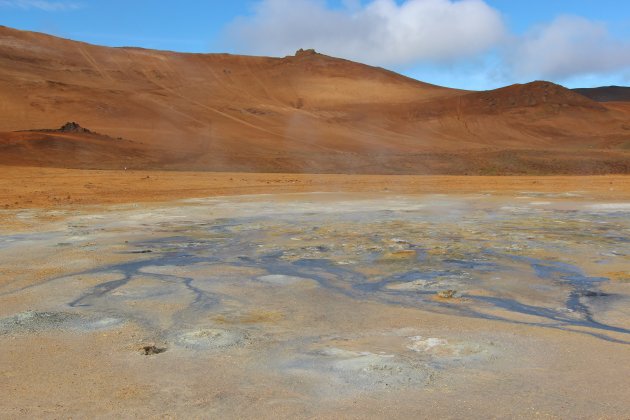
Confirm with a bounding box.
[437,290,457,299]
[140,345,167,355]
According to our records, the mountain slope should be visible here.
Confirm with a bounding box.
[573,86,630,103]
[1,25,629,174]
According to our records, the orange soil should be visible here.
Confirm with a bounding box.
[2,166,629,211]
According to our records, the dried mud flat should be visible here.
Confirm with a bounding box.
[1,186,630,418]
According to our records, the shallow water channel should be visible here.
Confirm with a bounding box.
[1,193,629,415]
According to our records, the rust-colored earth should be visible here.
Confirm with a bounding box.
[1,25,630,174]
[1,26,630,419]
[1,166,630,212]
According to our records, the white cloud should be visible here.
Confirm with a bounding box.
[507,16,630,80]
[0,0,81,11]
[224,1,630,86]
[224,0,506,67]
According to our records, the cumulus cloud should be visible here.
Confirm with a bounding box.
[225,0,506,67]
[507,16,630,80]
[0,0,81,11]
[224,1,630,86]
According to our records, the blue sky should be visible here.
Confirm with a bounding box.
[1,0,629,90]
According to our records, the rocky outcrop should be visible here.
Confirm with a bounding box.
[58,122,91,133]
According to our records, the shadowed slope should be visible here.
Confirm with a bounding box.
[573,86,630,103]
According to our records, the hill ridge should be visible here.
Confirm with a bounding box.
[1,25,629,174]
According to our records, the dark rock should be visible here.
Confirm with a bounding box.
[141,345,167,355]
[295,48,317,57]
[58,122,91,133]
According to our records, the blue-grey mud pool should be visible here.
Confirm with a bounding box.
[1,192,629,418]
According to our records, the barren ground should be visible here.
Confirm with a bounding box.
[1,166,629,418]
[2,166,630,209]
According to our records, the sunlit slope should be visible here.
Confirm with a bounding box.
[1,25,629,174]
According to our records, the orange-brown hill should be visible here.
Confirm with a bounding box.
[0,122,158,169]
[1,25,629,174]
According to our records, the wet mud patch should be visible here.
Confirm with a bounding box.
[0,311,80,334]
[213,309,285,325]
[256,274,319,288]
[31,194,629,344]
[174,328,248,350]
[0,310,122,335]
[1,192,629,417]
[405,335,492,363]
[285,347,431,394]
[1,195,629,374]
[280,329,498,397]
[386,277,464,293]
